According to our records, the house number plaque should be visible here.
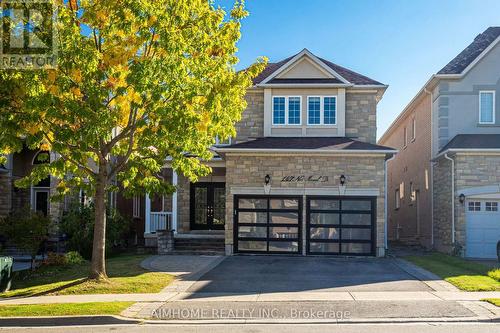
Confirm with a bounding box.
[281,175,329,183]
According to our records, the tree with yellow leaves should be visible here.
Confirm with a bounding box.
[0,0,265,280]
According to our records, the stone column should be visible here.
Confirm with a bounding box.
[157,230,174,254]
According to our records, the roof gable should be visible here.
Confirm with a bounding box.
[252,49,384,86]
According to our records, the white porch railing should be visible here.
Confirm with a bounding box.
[150,212,172,233]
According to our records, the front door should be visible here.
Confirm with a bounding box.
[190,182,225,230]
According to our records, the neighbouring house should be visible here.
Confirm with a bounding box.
[379,27,500,259]
[130,48,396,256]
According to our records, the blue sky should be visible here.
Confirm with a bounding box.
[216,0,500,139]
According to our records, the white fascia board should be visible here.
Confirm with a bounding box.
[260,49,351,85]
[215,148,397,154]
[434,148,500,160]
[256,83,353,88]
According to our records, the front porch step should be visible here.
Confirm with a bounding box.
[174,237,224,253]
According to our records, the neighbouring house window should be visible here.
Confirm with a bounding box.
[395,189,400,209]
[411,118,416,141]
[323,97,337,125]
[468,201,481,212]
[403,126,407,147]
[215,136,232,145]
[288,97,301,125]
[133,196,141,218]
[486,202,498,212]
[273,96,286,125]
[409,182,415,202]
[479,91,495,124]
[308,97,321,124]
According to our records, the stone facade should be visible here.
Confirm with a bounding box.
[224,153,386,256]
[454,154,500,253]
[234,91,264,143]
[345,92,377,144]
[433,153,500,255]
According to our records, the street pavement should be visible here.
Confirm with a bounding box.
[0,323,499,333]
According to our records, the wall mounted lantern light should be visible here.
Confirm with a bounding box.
[339,174,347,195]
[459,193,465,204]
[264,174,271,195]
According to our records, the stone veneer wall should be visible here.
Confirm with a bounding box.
[234,91,264,143]
[224,154,386,256]
[432,158,453,253]
[345,93,377,144]
[176,174,191,233]
[454,154,500,254]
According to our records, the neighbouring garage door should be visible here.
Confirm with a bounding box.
[234,195,302,254]
[466,200,500,259]
[306,196,376,256]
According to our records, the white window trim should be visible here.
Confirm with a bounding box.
[272,96,302,126]
[479,90,496,124]
[307,96,337,126]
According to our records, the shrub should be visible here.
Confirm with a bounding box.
[0,207,52,269]
[488,269,500,282]
[60,203,131,260]
[65,251,85,265]
[43,252,67,266]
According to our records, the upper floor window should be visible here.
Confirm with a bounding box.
[479,91,495,124]
[272,96,301,125]
[215,136,232,146]
[411,118,416,141]
[307,96,337,125]
[395,189,400,210]
[403,126,407,147]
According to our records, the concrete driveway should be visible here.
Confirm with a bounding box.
[186,255,432,294]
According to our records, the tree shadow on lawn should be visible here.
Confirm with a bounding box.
[1,254,168,298]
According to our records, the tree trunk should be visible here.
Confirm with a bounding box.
[89,169,108,280]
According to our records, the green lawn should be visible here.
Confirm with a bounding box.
[483,299,500,307]
[405,253,500,291]
[0,302,134,317]
[0,254,174,298]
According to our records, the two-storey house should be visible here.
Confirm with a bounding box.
[138,49,396,257]
[379,27,500,259]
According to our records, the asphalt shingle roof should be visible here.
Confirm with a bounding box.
[440,134,500,152]
[251,51,384,86]
[218,137,395,151]
[438,27,500,75]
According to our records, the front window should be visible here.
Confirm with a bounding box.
[411,118,416,141]
[395,189,400,209]
[273,97,286,125]
[308,97,321,124]
[479,91,495,124]
[403,126,407,147]
[288,97,301,125]
[324,97,337,125]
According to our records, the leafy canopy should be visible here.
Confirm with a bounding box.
[0,0,266,198]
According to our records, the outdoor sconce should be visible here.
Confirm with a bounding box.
[264,174,271,194]
[459,193,465,204]
[339,175,347,195]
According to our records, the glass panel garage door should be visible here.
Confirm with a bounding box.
[234,196,302,254]
[306,197,375,256]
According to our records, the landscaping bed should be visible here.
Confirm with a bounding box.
[405,253,500,291]
[0,254,174,298]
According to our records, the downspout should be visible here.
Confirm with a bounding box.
[424,87,434,246]
[384,153,396,252]
[443,153,455,244]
